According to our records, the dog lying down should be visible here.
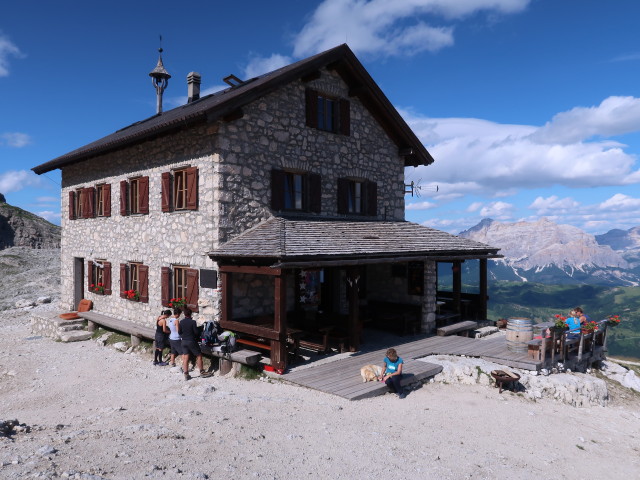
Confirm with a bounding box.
[360,364,383,382]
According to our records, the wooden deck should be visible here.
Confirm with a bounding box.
[283,334,541,401]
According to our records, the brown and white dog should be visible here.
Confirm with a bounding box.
[360,364,383,382]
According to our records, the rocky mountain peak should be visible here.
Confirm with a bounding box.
[0,200,61,249]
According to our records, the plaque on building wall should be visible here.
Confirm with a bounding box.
[407,261,424,296]
[200,269,218,289]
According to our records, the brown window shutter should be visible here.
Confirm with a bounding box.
[86,187,96,218]
[119,263,127,297]
[186,167,198,210]
[103,184,111,217]
[81,188,91,218]
[138,265,149,303]
[161,172,171,212]
[161,267,171,307]
[68,191,75,220]
[305,89,318,128]
[120,181,128,216]
[337,178,349,214]
[366,181,378,216]
[309,173,321,213]
[339,99,350,136]
[103,262,112,295]
[138,176,149,214]
[271,169,285,211]
[87,260,93,291]
[186,268,199,312]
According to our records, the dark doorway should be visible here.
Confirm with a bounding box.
[73,257,84,308]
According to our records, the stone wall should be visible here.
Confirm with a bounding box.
[58,67,406,327]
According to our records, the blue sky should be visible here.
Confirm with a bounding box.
[1,0,639,235]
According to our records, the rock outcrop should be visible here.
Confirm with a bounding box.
[0,196,61,249]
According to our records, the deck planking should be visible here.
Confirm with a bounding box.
[283,333,542,400]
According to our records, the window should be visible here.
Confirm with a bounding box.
[271,169,321,213]
[161,167,198,212]
[119,262,149,302]
[161,266,199,311]
[95,184,111,217]
[69,184,110,220]
[305,89,350,135]
[75,189,84,219]
[120,177,149,216]
[88,260,112,295]
[337,178,377,216]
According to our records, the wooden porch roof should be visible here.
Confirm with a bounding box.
[209,217,501,267]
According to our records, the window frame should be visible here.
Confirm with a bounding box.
[161,265,199,312]
[305,88,350,136]
[337,178,377,216]
[271,169,321,214]
[161,167,198,213]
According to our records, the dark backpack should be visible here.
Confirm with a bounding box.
[200,321,221,346]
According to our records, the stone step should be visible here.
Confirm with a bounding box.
[59,331,93,343]
[58,324,85,332]
[53,318,86,328]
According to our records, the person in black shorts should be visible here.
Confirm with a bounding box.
[153,310,171,366]
[177,307,205,380]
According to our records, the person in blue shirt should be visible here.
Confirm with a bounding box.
[381,348,405,399]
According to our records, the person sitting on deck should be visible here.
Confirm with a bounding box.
[177,307,206,380]
[574,307,591,325]
[153,310,171,366]
[381,348,405,399]
[565,309,582,338]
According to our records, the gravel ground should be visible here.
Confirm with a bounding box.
[1,304,639,480]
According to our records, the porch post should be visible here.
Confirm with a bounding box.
[347,267,360,352]
[271,273,287,371]
[221,271,233,322]
[421,259,437,335]
[479,258,488,320]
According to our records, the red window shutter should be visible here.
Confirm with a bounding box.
[161,267,171,307]
[186,167,198,210]
[186,268,199,312]
[337,178,349,214]
[138,176,149,214]
[271,169,285,211]
[305,89,318,128]
[103,184,111,217]
[103,262,112,295]
[86,187,96,218]
[309,173,321,214]
[119,263,127,297]
[339,99,350,136]
[81,188,91,218]
[161,172,171,212]
[366,181,378,216]
[87,260,93,291]
[68,191,75,220]
[139,265,149,303]
[120,181,128,216]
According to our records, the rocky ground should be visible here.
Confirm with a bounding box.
[1,248,639,479]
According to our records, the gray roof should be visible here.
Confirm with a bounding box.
[33,44,432,175]
[209,217,501,266]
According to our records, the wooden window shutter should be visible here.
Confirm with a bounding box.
[186,268,199,312]
[337,178,349,214]
[339,99,350,136]
[81,188,91,218]
[271,169,285,211]
[103,262,112,295]
[103,184,111,217]
[87,260,93,291]
[138,176,150,214]
[68,191,75,220]
[85,187,96,218]
[119,263,127,297]
[366,181,378,217]
[120,180,128,216]
[161,172,171,212]
[305,89,318,128]
[186,167,198,210]
[161,267,171,307]
[138,265,149,303]
[309,173,321,213]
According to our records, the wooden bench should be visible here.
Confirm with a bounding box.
[437,320,478,337]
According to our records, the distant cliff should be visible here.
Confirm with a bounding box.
[0,194,61,249]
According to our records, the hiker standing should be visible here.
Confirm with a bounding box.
[177,307,205,380]
[153,310,171,366]
[167,308,183,367]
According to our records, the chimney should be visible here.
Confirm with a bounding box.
[187,72,201,103]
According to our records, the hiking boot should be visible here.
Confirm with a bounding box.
[152,361,158,366]
[184,374,192,381]
[157,362,168,366]
[170,363,176,367]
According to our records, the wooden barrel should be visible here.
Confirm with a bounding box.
[506,318,533,353]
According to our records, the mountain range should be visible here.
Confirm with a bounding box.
[0,193,61,249]
[460,218,640,286]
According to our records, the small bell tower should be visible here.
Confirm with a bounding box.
[149,38,171,114]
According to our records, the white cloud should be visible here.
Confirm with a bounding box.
[529,195,580,215]
[478,201,513,218]
[0,170,41,194]
[598,193,640,212]
[0,32,23,77]
[293,0,529,58]
[35,196,59,203]
[243,53,292,79]
[403,97,640,195]
[0,132,32,148]
[467,202,483,212]
[405,200,436,210]
[36,210,61,224]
